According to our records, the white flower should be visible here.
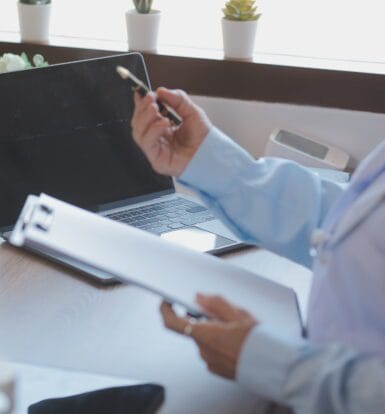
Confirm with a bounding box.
[0,53,28,74]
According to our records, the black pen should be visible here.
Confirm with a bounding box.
[116,65,183,126]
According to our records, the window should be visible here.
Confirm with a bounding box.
[1,0,384,65]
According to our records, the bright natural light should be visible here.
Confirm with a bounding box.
[1,0,384,63]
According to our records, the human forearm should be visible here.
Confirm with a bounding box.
[178,127,344,267]
[131,88,344,267]
[237,326,385,414]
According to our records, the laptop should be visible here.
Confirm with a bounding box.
[0,53,246,283]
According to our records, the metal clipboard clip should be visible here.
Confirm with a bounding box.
[22,203,54,233]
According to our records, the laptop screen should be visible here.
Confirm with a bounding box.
[0,53,174,231]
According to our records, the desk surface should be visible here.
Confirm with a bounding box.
[0,235,311,413]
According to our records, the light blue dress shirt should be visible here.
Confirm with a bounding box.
[178,127,385,413]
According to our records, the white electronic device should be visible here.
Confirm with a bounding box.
[265,129,350,170]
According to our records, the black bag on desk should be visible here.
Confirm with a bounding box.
[28,384,164,414]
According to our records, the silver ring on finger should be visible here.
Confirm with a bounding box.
[184,323,193,336]
[184,317,196,337]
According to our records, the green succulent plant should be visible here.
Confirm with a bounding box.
[21,52,49,68]
[19,0,51,4]
[223,0,261,21]
[133,0,153,14]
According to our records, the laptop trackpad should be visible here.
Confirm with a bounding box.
[160,227,236,253]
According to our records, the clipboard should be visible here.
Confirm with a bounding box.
[10,194,304,337]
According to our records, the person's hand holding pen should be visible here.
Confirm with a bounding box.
[131,88,212,177]
[129,76,256,379]
[161,295,258,379]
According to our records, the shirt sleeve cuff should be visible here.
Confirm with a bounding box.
[178,126,255,197]
[236,325,308,401]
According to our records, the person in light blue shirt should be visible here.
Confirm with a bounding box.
[131,87,385,413]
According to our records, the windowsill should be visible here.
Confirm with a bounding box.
[1,30,385,76]
[1,32,385,115]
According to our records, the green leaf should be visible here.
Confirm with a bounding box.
[32,54,48,67]
[133,0,152,13]
[20,52,32,69]
[19,0,51,5]
[222,0,260,21]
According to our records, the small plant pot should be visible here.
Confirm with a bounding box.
[221,18,258,60]
[125,10,161,52]
[18,2,52,44]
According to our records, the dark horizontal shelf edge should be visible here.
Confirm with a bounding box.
[1,41,385,114]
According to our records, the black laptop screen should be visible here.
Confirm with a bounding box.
[0,53,173,230]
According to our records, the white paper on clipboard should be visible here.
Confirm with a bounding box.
[10,193,304,337]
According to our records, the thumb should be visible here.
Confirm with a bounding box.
[156,87,196,119]
[196,294,240,322]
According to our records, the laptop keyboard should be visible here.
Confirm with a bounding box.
[106,197,215,235]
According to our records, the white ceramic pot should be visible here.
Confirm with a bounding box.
[17,2,52,44]
[221,18,258,60]
[125,10,161,52]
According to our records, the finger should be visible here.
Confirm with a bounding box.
[206,361,234,380]
[132,92,158,125]
[133,102,162,141]
[160,302,222,347]
[188,322,224,348]
[132,94,156,129]
[156,88,195,119]
[160,302,193,335]
[139,118,171,158]
[133,91,156,115]
[197,294,256,323]
[131,92,155,129]
[195,294,244,322]
[199,346,210,363]
[198,344,223,365]
[236,308,257,322]
[133,90,141,106]
[198,345,235,379]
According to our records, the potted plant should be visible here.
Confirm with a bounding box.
[125,0,161,52]
[18,0,52,44]
[222,0,261,60]
[0,52,48,74]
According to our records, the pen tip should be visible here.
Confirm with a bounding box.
[116,65,130,80]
